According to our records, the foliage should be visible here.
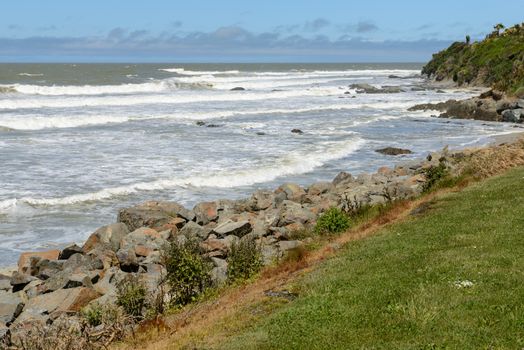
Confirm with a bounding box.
[422,162,449,193]
[314,207,351,235]
[227,238,263,282]
[422,22,524,93]
[82,303,104,327]
[116,275,147,319]
[162,237,212,306]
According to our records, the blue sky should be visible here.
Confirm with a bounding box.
[1,0,522,62]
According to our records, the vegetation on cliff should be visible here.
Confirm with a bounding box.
[422,23,524,95]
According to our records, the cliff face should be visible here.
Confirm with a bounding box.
[422,23,524,96]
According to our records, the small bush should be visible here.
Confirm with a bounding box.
[422,162,449,192]
[163,237,212,306]
[116,275,147,319]
[82,303,103,327]
[314,207,351,235]
[227,238,263,282]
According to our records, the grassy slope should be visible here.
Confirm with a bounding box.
[217,167,524,349]
[422,24,524,94]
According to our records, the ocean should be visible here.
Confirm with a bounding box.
[0,63,518,266]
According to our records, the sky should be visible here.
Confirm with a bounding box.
[1,0,522,62]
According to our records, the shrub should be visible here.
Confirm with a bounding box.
[314,207,351,235]
[82,303,103,327]
[422,162,449,192]
[227,238,263,282]
[116,275,147,319]
[163,237,211,306]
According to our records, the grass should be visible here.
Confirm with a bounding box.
[215,167,524,349]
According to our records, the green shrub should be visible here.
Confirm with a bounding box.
[314,207,351,235]
[116,275,147,318]
[163,237,212,306]
[81,303,103,327]
[227,238,263,282]
[422,163,449,193]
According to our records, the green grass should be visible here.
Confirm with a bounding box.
[217,167,524,349]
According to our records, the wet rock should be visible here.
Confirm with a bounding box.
[291,129,304,134]
[196,121,206,126]
[0,290,25,324]
[375,147,413,156]
[18,250,60,274]
[502,108,523,123]
[193,201,218,225]
[178,221,210,240]
[350,83,403,94]
[212,220,252,238]
[118,201,195,232]
[58,244,83,260]
[230,87,246,91]
[83,223,129,253]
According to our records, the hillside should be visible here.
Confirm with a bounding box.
[422,23,524,96]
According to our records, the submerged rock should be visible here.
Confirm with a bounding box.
[230,87,245,91]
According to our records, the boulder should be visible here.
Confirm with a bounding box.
[58,244,83,260]
[120,227,167,258]
[248,190,275,211]
[116,248,139,273]
[33,259,64,280]
[502,108,523,123]
[82,223,129,253]
[193,202,218,225]
[14,287,100,325]
[0,275,11,292]
[212,220,252,238]
[332,171,353,186]
[63,253,104,272]
[10,272,36,292]
[0,290,25,324]
[230,87,245,91]
[210,266,227,286]
[18,250,60,274]
[307,182,333,196]
[118,201,195,232]
[179,221,210,240]
[278,200,316,226]
[275,183,306,202]
[291,129,304,134]
[375,147,413,156]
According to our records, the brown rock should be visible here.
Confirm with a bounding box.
[193,202,218,225]
[18,250,60,274]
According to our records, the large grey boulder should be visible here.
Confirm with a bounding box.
[212,220,252,238]
[118,201,194,232]
[82,223,129,253]
[275,183,306,202]
[502,108,523,123]
[278,200,316,226]
[120,227,168,258]
[307,182,334,196]
[248,190,275,211]
[179,221,210,240]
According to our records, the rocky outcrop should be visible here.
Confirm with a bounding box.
[350,83,404,94]
[409,90,524,123]
[375,147,413,156]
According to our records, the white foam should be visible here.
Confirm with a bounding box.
[0,87,341,110]
[0,138,364,210]
[160,68,240,75]
[18,73,44,77]
[0,102,416,130]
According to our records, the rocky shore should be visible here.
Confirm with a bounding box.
[409,89,524,123]
[0,144,461,347]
